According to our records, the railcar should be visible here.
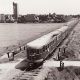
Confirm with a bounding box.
[26,19,79,64]
[26,31,64,63]
[26,26,69,63]
[26,30,61,63]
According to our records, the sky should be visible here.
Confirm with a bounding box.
[0,0,80,15]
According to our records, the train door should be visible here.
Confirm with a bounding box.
[57,32,62,46]
[34,49,42,61]
[41,45,50,60]
[63,31,66,40]
[27,47,32,60]
[50,36,57,53]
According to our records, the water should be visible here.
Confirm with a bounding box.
[0,23,65,48]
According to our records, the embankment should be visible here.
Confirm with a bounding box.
[46,21,80,80]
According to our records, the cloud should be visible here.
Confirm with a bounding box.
[0,0,80,14]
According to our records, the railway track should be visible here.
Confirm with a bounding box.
[16,66,44,80]
[16,39,71,80]
[16,61,55,80]
[15,46,58,80]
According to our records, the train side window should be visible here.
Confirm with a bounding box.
[48,44,49,48]
[52,40,54,44]
[39,49,42,53]
[45,46,47,50]
[55,36,57,41]
[50,42,52,46]
[36,49,39,54]
[49,42,50,46]
[27,48,32,54]
[27,48,29,53]
[43,46,45,52]
[31,49,34,53]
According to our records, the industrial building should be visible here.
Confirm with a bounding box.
[13,2,18,21]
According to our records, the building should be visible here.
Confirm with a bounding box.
[5,14,14,23]
[25,14,39,22]
[0,14,5,23]
[13,2,18,21]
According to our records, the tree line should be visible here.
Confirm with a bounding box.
[17,13,74,23]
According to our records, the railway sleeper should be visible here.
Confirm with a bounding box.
[20,76,34,80]
[23,73,33,75]
[20,77,30,80]
[20,75,31,78]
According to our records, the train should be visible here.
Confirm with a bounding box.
[26,19,79,64]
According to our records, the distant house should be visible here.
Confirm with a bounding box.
[25,14,39,23]
[5,14,14,23]
[0,14,5,23]
[17,15,25,23]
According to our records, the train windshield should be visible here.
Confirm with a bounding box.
[27,48,39,54]
[52,34,57,38]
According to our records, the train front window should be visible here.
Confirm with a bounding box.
[27,48,39,54]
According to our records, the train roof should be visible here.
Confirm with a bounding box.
[27,30,60,49]
[57,26,68,32]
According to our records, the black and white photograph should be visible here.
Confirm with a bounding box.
[0,0,80,80]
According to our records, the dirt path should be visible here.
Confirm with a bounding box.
[43,61,80,68]
[0,58,24,80]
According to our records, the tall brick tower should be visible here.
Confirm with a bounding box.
[13,2,18,21]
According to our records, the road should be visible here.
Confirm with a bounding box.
[43,60,80,68]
